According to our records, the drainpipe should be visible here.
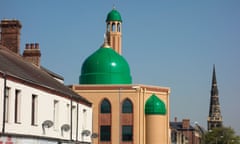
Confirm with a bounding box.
[70,96,73,141]
[76,103,79,142]
[2,73,7,134]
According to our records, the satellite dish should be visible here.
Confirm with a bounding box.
[42,120,54,134]
[82,130,91,136]
[42,120,54,128]
[61,124,70,132]
[91,133,98,138]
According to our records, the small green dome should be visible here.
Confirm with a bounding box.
[79,44,132,84]
[145,94,167,115]
[106,9,122,22]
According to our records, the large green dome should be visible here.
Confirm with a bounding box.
[145,94,167,115]
[79,44,132,84]
[106,9,122,22]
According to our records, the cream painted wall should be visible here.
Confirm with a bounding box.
[72,84,171,144]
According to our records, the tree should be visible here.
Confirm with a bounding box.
[204,127,240,144]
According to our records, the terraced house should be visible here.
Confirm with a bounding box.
[0,19,92,144]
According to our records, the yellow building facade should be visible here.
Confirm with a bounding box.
[71,8,171,144]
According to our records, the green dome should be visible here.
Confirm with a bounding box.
[145,94,167,115]
[79,45,132,84]
[106,9,122,22]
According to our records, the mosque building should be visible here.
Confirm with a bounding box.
[70,8,171,144]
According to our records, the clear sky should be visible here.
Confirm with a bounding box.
[1,0,240,135]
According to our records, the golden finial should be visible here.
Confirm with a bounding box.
[101,34,110,48]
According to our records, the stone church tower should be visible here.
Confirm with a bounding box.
[208,65,223,130]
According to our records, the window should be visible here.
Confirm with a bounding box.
[31,94,38,125]
[101,99,111,113]
[66,103,70,123]
[72,105,77,131]
[100,126,111,141]
[117,23,121,32]
[14,89,21,123]
[107,23,110,32]
[83,108,87,129]
[122,99,133,113]
[112,23,116,32]
[122,125,133,141]
[5,87,10,122]
[53,100,59,129]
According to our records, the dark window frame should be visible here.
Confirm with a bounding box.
[122,99,133,113]
[101,99,111,113]
[14,89,21,123]
[31,94,38,126]
[122,125,133,141]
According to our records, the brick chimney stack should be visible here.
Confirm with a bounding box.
[0,19,22,54]
[174,117,178,122]
[23,43,41,67]
[182,119,190,129]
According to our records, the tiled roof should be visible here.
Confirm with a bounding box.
[0,45,91,106]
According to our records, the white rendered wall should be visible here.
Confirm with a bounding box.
[0,77,92,143]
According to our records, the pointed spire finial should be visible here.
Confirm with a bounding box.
[212,64,217,85]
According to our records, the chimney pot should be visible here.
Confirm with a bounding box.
[30,43,34,49]
[25,43,30,49]
[174,117,177,122]
[35,43,39,49]
[23,42,41,67]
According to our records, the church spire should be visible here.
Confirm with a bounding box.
[208,65,223,130]
[211,65,218,96]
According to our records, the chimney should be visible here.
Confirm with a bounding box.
[23,43,41,67]
[174,117,178,122]
[182,119,190,129]
[0,19,22,54]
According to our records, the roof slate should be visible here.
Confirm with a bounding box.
[170,122,195,130]
[0,45,91,106]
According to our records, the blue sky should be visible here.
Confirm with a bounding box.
[1,0,240,134]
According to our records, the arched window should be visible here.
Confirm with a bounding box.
[107,23,111,32]
[122,99,133,113]
[117,23,121,32]
[112,23,116,32]
[121,99,133,142]
[100,99,111,141]
[101,99,111,113]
